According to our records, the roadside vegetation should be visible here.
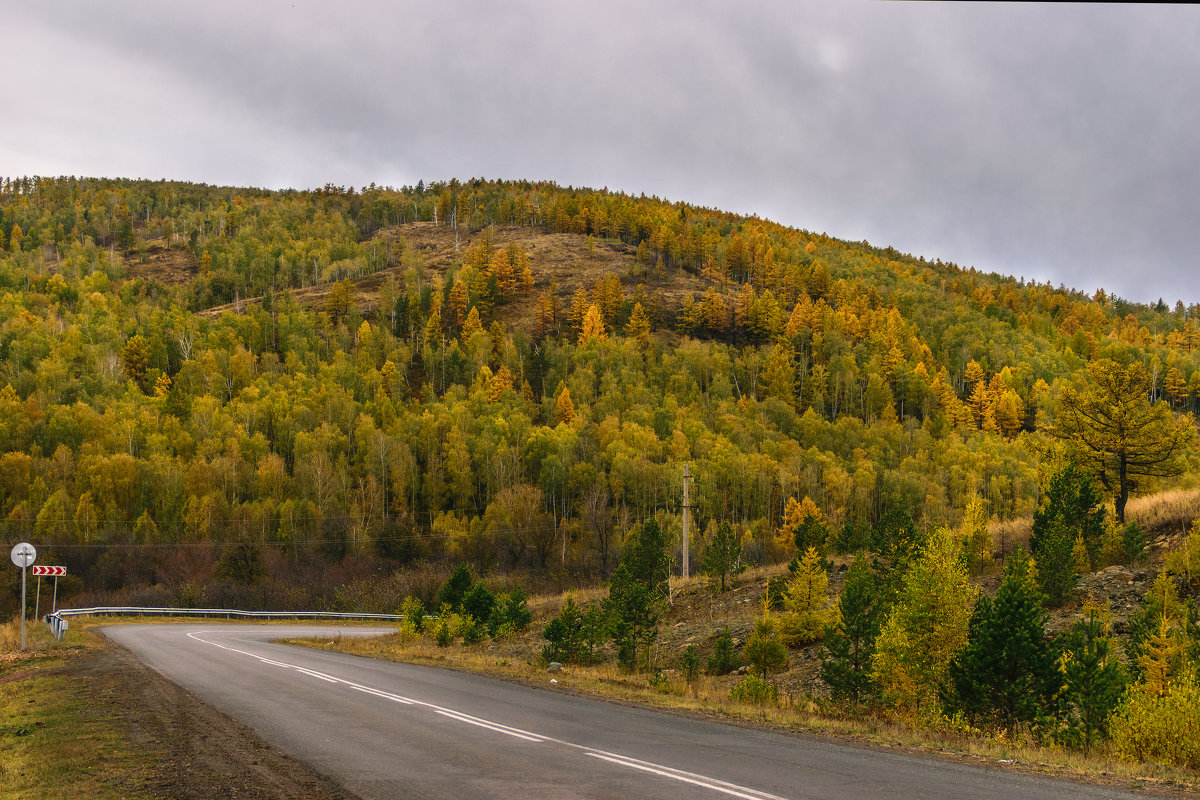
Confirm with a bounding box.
[305,485,1200,795]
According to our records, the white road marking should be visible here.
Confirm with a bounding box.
[185,629,792,799]
[587,752,790,800]
[434,709,546,742]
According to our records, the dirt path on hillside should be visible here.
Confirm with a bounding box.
[79,635,361,800]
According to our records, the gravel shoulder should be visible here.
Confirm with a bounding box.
[86,633,362,800]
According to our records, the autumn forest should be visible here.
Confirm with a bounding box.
[1,175,1198,616]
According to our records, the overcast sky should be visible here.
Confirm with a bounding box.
[7,1,1200,305]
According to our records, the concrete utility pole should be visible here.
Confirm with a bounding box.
[682,464,691,579]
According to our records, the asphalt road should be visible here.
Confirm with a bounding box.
[104,624,1151,800]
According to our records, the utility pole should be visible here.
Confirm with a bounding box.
[682,464,691,579]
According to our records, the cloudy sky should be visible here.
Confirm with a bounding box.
[7,1,1200,305]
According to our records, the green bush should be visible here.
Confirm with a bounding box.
[730,674,777,706]
[680,645,701,683]
[1121,522,1147,564]
[648,670,681,695]
[707,628,739,675]
[462,583,496,625]
[462,618,487,645]
[1111,676,1200,768]
[489,587,533,634]
[398,595,425,634]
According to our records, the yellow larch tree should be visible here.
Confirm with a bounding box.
[461,306,483,342]
[556,385,576,425]
[626,302,651,348]
[579,304,607,345]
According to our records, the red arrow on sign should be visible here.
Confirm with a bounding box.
[31,566,66,577]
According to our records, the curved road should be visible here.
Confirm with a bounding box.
[105,624,1148,800]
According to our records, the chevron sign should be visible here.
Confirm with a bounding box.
[31,566,66,577]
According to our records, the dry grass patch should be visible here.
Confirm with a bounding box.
[0,620,156,800]
[1127,488,1200,544]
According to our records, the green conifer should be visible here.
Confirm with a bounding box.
[943,551,1058,732]
[1057,608,1127,752]
[701,521,744,592]
[820,556,882,705]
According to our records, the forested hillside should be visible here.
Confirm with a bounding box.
[1,175,1197,612]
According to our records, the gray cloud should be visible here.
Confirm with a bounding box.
[6,1,1199,304]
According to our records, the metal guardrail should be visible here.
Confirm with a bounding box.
[43,606,405,641]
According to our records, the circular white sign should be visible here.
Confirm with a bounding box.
[10,542,36,568]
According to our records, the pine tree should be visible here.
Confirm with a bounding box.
[743,611,788,678]
[1125,570,1196,684]
[436,563,473,611]
[448,279,469,328]
[957,495,992,575]
[761,343,795,408]
[568,287,590,334]
[1034,515,1077,607]
[777,496,825,556]
[871,501,923,603]
[1031,462,1105,571]
[606,518,671,671]
[626,302,651,348]
[1048,358,1193,523]
[701,521,744,592]
[707,628,740,675]
[943,551,1058,732]
[379,359,397,398]
[461,306,483,341]
[120,334,151,392]
[1057,607,1127,752]
[820,556,882,705]
[543,593,587,663]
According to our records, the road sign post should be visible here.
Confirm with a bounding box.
[10,543,36,650]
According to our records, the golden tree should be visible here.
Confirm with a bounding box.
[779,547,833,646]
[489,365,514,402]
[461,306,484,341]
[556,386,576,424]
[568,287,590,334]
[448,279,469,328]
[380,359,397,398]
[492,249,517,300]
[1048,358,1194,523]
[579,304,607,345]
[760,343,795,408]
[776,496,823,552]
[872,527,977,712]
[626,302,651,348]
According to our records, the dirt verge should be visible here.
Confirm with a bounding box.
[81,635,361,800]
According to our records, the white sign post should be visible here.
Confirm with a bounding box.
[10,543,36,650]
